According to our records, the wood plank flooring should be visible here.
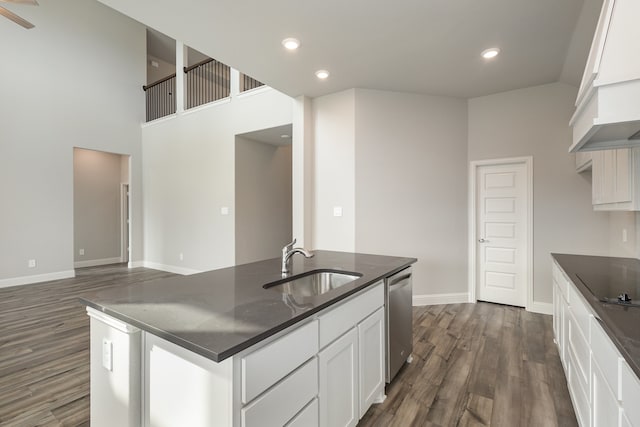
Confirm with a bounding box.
[0,265,577,426]
[359,302,577,427]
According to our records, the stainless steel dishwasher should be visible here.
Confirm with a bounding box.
[385,266,413,383]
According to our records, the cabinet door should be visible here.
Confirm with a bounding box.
[358,307,385,418]
[319,328,358,427]
[592,358,620,427]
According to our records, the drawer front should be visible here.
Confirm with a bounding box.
[286,398,319,427]
[569,285,591,341]
[242,320,319,404]
[621,361,640,426]
[568,346,591,427]
[242,357,318,427]
[590,317,621,398]
[318,281,383,349]
[569,311,591,389]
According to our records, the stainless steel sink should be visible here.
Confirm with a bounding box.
[264,270,362,298]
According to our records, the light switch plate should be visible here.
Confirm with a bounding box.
[221,207,229,215]
[102,338,113,371]
[333,206,343,217]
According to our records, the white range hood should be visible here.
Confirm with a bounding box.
[569,0,640,153]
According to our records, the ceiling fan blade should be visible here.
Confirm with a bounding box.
[0,0,38,5]
[0,5,34,28]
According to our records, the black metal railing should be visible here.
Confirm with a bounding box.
[184,58,230,109]
[240,73,264,92]
[143,74,176,122]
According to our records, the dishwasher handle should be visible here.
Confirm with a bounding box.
[388,272,412,288]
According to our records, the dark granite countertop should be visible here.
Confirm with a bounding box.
[552,253,640,378]
[80,250,416,363]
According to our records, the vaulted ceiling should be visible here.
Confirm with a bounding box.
[108,0,601,99]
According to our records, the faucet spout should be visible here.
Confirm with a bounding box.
[281,240,314,274]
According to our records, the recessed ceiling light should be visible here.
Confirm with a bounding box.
[481,48,500,59]
[282,38,300,50]
[315,69,330,79]
[280,134,290,139]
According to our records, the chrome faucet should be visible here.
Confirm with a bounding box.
[281,238,314,274]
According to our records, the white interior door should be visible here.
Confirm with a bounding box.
[476,161,529,307]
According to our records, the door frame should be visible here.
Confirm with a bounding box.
[120,183,130,263]
[468,156,533,310]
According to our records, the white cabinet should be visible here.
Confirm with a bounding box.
[552,260,640,427]
[591,148,640,210]
[319,328,359,427]
[358,307,385,418]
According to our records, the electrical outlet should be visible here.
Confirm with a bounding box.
[220,206,229,215]
[79,249,85,256]
[333,206,343,217]
[179,253,184,261]
[102,338,113,371]
[28,259,36,268]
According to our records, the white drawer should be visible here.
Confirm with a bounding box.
[286,397,318,427]
[242,357,318,427]
[318,281,383,349]
[568,346,591,427]
[621,361,640,426]
[569,285,591,340]
[568,311,591,389]
[242,320,318,404]
[590,317,622,399]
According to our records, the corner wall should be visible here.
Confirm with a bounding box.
[468,82,610,305]
[141,89,293,273]
[353,89,469,299]
[0,0,145,285]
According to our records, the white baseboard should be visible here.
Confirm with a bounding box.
[413,292,469,306]
[142,261,201,276]
[128,261,144,268]
[528,301,553,315]
[74,257,123,269]
[0,270,76,289]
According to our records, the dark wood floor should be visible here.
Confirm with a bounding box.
[360,303,577,427]
[0,265,576,426]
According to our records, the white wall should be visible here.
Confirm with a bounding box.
[235,137,292,264]
[468,82,611,304]
[142,89,293,273]
[353,89,469,298]
[73,149,127,265]
[311,90,356,252]
[0,0,145,284]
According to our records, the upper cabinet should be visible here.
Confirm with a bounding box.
[591,147,640,210]
[569,0,640,153]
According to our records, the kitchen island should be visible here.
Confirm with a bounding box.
[81,250,416,427]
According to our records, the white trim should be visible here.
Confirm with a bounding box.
[528,302,553,315]
[86,307,139,333]
[141,113,178,128]
[120,182,129,263]
[181,96,231,116]
[412,293,469,306]
[142,261,201,276]
[236,85,272,98]
[468,156,534,311]
[128,261,144,268]
[74,257,123,269]
[0,270,75,288]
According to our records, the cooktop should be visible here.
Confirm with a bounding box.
[575,260,640,307]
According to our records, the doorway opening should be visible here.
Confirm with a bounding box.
[469,156,533,309]
[73,148,131,268]
[234,124,293,264]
